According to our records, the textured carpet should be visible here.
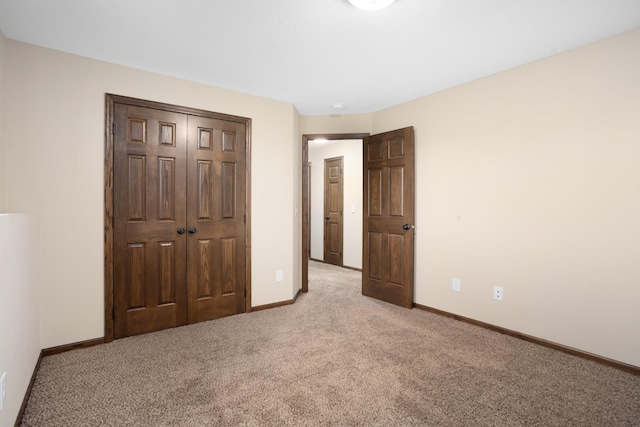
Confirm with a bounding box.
[21,261,640,426]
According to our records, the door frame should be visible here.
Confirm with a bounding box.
[104,94,252,342]
[301,133,368,293]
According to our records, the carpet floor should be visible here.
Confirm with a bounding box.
[21,261,640,426]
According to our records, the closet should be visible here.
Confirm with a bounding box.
[106,95,250,339]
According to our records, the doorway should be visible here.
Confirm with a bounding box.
[302,128,416,309]
[302,133,368,293]
[104,95,252,341]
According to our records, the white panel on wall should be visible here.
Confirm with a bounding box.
[309,139,363,269]
[0,213,40,426]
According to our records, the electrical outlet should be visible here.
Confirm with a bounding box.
[0,372,6,411]
[276,270,283,282]
[493,286,504,301]
[452,278,461,292]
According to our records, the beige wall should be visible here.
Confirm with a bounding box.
[300,114,372,136]
[3,40,300,348]
[0,30,6,211]
[372,28,640,367]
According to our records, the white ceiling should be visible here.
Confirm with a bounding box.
[1,0,639,115]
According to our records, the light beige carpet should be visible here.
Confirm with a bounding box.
[21,261,639,426]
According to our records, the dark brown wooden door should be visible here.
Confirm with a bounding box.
[113,104,188,338]
[186,115,247,323]
[362,127,415,308]
[112,100,248,339]
[324,157,343,266]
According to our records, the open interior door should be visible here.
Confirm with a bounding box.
[362,127,415,308]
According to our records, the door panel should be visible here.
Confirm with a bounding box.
[113,104,188,338]
[186,115,247,324]
[362,127,415,308]
[324,157,344,266]
[158,242,177,304]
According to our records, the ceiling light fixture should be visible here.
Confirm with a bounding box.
[348,0,396,11]
[332,103,345,110]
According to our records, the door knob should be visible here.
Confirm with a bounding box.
[402,224,412,230]
[325,216,330,220]
[177,227,185,234]
[188,226,197,234]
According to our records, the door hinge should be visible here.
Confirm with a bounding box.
[112,122,116,135]
[244,214,246,224]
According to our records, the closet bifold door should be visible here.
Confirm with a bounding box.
[186,115,247,324]
[113,104,188,338]
[110,96,250,340]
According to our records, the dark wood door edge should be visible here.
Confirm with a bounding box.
[301,133,368,293]
[414,303,640,375]
[105,94,252,341]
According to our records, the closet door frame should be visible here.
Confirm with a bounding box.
[104,94,252,343]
